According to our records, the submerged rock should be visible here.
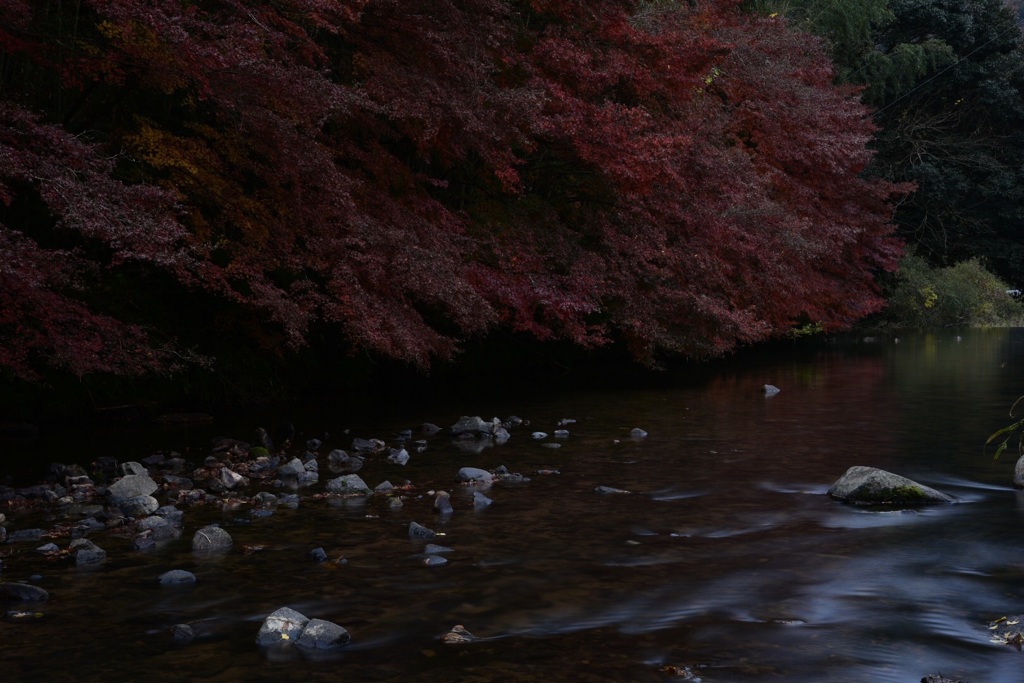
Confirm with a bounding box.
[762,384,781,396]
[159,569,197,585]
[0,582,49,601]
[828,466,956,505]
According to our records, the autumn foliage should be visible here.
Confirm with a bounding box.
[0,0,906,384]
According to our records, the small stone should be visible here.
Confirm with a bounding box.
[133,533,156,551]
[35,543,60,554]
[121,461,149,476]
[277,458,305,478]
[253,492,279,507]
[309,547,328,563]
[434,491,453,514]
[159,569,197,585]
[553,429,570,438]
[762,384,781,396]
[327,449,351,468]
[69,538,106,566]
[409,521,437,539]
[192,524,233,552]
[387,448,410,466]
[170,623,195,644]
[139,515,177,540]
[256,606,309,647]
[441,624,478,644]
[422,555,448,566]
[629,428,648,438]
[472,492,493,509]
[456,467,493,485]
[220,467,246,489]
[595,485,631,495]
[531,432,548,439]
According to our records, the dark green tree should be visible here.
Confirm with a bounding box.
[756,0,1024,284]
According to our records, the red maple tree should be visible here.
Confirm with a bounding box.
[0,0,906,384]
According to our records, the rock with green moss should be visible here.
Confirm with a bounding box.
[828,466,956,505]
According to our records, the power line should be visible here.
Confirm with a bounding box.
[873,21,1023,116]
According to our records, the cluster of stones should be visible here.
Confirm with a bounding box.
[2,413,646,651]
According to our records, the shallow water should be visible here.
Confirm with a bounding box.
[4,329,1024,681]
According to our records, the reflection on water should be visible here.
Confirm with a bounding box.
[4,329,1024,681]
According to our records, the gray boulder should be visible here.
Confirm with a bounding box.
[828,466,956,505]
[107,474,159,503]
[325,474,371,495]
[296,618,351,650]
[450,416,492,437]
[120,494,159,518]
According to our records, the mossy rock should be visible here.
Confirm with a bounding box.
[828,466,956,505]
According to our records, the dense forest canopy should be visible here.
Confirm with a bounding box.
[764,0,1024,282]
[1,0,910,396]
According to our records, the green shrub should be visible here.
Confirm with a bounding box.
[882,253,1023,327]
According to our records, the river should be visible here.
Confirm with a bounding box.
[3,328,1024,682]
